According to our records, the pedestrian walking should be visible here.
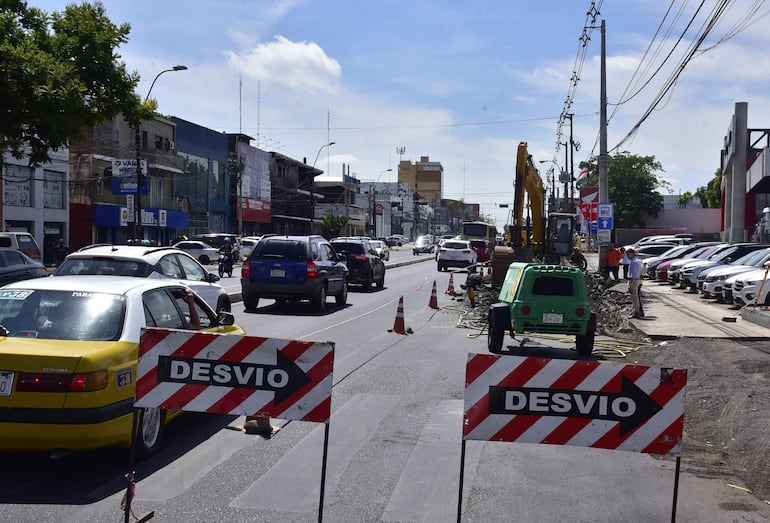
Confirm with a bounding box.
[53,238,69,266]
[605,243,623,281]
[626,248,644,318]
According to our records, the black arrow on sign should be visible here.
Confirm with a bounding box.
[488,375,662,436]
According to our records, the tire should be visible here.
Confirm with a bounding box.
[487,303,508,354]
[218,263,224,278]
[136,408,165,459]
[243,292,259,312]
[375,271,384,289]
[335,280,348,305]
[576,312,597,357]
[437,262,442,272]
[363,272,372,291]
[312,286,327,312]
[199,255,210,265]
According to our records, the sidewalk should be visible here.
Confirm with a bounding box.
[585,251,770,339]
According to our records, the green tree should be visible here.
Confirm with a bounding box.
[580,152,669,228]
[321,214,348,239]
[695,168,722,208]
[675,191,694,208]
[1,0,145,170]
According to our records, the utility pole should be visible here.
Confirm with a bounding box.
[598,19,608,272]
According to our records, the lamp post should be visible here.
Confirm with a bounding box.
[308,142,334,235]
[134,65,188,241]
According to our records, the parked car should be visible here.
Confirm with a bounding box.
[729,264,770,306]
[330,238,386,289]
[644,242,723,279]
[52,244,231,313]
[191,233,242,260]
[665,244,730,285]
[698,248,770,299]
[469,239,493,263]
[677,243,768,290]
[655,243,726,281]
[632,243,679,260]
[369,239,390,261]
[437,239,478,271]
[241,235,348,312]
[0,232,41,261]
[0,247,49,286]
[413,235,434,255]
[0,275,243,456]
[172,240,219,264]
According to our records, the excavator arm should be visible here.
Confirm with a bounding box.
[510,141,545,250]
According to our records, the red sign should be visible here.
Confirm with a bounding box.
[375,203,384,215]
[463,354,686,455]
[135,328,334,423]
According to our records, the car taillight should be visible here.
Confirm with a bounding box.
[354,255,368,262]
[16,370,108,392]
[522,305,531,314]
[463,249,472,253]
[307,261,319,278]
[241,264,250,278]
[576,308,586,317]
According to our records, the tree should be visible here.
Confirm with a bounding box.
[1,1,146,170]
[695,168,722,208]
[580,152,669,228]
[321,214,348,239]
[675,191,694,208]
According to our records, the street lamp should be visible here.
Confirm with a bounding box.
[133,65,188,241]
[539,159,563,213]
[312,141,335,169]
[369,168,392,237]
[309,142,335,235]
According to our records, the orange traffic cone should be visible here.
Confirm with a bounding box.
[389,296,407,334]
[445,273,455,295]
[429,280,439,309]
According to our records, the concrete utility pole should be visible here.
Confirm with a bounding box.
[598,19,608,273]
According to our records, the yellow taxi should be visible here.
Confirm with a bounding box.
[0,275,245,457]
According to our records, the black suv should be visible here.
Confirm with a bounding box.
[330,238,386,289]
[241,235,348,312]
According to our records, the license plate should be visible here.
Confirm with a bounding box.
[0,371,14,397]
[543,313,563,324]
[270,269,285,278]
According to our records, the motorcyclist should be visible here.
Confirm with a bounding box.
[218,238,235,276]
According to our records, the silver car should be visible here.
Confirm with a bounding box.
[52,244,231,313]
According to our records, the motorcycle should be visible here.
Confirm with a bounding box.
[218,251,234,278]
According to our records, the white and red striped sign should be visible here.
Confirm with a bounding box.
[463,354,686,456]
[134,328,334,423]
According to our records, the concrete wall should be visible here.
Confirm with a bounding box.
[614,208,722,245]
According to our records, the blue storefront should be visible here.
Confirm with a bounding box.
[94,203,190,246]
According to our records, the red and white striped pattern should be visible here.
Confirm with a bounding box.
[463,354,686,456]
[134,328,334,423]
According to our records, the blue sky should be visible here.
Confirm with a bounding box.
[34,0,770,227]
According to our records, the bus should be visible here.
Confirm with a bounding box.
[460,221,497,244]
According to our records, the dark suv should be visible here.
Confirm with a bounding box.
[241,235,348,312]
[330,238,386,289]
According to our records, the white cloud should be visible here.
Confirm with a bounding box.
[228,36,342,95]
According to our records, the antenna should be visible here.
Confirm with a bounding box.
[396,146,406,162]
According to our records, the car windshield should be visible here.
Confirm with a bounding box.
[370,241,384,248]
[0,288,126,340]
[55,258,152,277]
[252,239,307,260]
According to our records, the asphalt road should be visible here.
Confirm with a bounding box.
[4,246,770,522]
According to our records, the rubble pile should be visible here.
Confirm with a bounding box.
[454,269,639,339]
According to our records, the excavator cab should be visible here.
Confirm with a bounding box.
[544,212,579,263]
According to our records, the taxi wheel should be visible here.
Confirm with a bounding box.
[137,408,165,458]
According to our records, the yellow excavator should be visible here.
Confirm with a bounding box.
[506,141,580,264]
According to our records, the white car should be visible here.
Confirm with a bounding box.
[698,248,770,299]
[436,239,477,271]
[172,240,219,265]
[731,267,770,306]
[369,239,390,261]
[53,244,231,313]
[238,236,262,260]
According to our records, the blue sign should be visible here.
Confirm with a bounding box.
[113,175,148,195]
[598,216,613,230]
